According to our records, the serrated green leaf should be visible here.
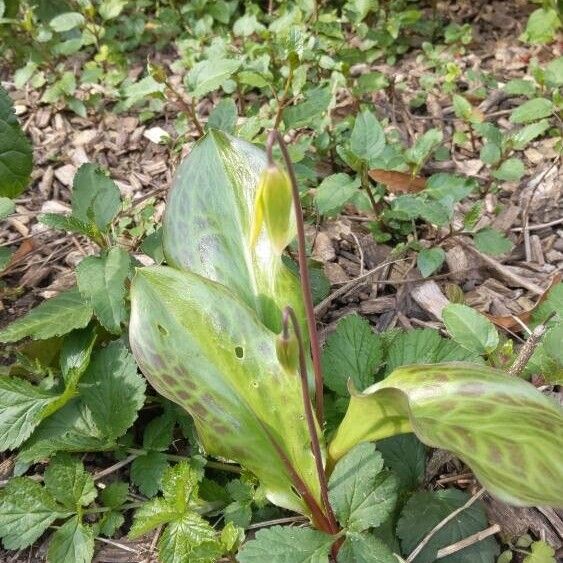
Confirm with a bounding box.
[39,213,101,241]
[59,325,97,387]
[473,228,514,256]
[130,451,169,497]
[76,247,130,334]
[328,443,397,532]
[350,110,385,162]
[224,500,252,528]
[142,411,176,451]
[510,98,554,124]
[100,481,128,509]
[397,489,498,563]
[44,453,97,509]
[337,532,396,563]
[385,328,482,374]
[186,59,241,98]
[71,163,121,230]
[0,287,93,343]
[504,79,536,97]
[207,99,237,134]
[0,86,33,198]
[417,247,445,277]
[315,173,360,216]
[424,173,476,204]
[322,314,383,396]
[161,461,202,511]
[237,525,334,563]
[520,8,561,45]
[283,86,332,128]
[78,341,145,440]
[510,120,550,150]
[376,434,426,491]
[329,363,563,507]
[0,477,70,550]
[99,510,124,537]
[18,399,115,463]
[524,540,556,563]
[0,376,58,450]
[129,497,179,538]
[0,196,15,220]
[47,516,95,563]
[442,303,499,355]
[545,57,563,87]
[480,143,501,165]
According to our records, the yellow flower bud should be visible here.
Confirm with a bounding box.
[249,165,294,254]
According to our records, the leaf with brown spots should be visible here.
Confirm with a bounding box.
[368,169,426,193]
[329,363,563,507]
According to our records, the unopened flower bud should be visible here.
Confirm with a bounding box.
[276,328,299,374]
[250,165,294,254]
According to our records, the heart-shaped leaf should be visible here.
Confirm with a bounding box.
[162,130,305,336]
[329,363,563,507]
[129,265,324,519]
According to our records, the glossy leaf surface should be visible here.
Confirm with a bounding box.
[129,265,322,516]
[329,363,563,507]
[162,129,305,335]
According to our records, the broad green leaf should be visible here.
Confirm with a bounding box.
[100,481,129,509]
[545,57,563,87]
[44,453,97,509]
[237,525,334,563]
[510,98,554,124]
[283,86,332,129]
[328,443,397,532]
[49,11,84,32]
[350,110,385,162]
[385,328,482,374]
[377,434,426,491]
[0,477,70,549]
[78,341,145,440]
[337,532,396,563]
[98,0,127,20]
[0,376,59,450]
[0,196,15,220]
[122,76,165,109]
[442,303,499,355]
[315,173,360,216]
[47,516,95,563]
[71,163,121,230]
[424,173,476,205]
[162,130,306,335]
[329,363,563,507]
[186,59,241,98]
[397,489,498,563]
[76,247,130,334]
[493,158,525,182]
[129,497,178,538]
[0,86,33,198]
[129,265,323,516]
[130,451,169,497]
[18,399,115,463]
[207,99,237,134]
[479,143,501,165]
[321,314,383,396]
[417,247,445,277]
[473,228,514,256]
[0,287,92,342]
[520,8,561,45]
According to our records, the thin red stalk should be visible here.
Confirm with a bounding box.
[283,307,339,534]
[266,130,325,425]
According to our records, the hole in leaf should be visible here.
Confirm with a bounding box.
[157,324,168,337]
[235,346,244,359]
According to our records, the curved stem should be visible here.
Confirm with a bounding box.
[266,130,325,426]
[283,306,339,534]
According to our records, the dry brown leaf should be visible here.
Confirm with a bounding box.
[486,274,561,331]
[1,238,35,274]
[368,169,426,193]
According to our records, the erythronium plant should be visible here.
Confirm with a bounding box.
[129,129,563,548]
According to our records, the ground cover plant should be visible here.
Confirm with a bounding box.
[1,1,563,562]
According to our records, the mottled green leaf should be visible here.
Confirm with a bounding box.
[329,363,563,507]
[337,532,396,563]
[322,314,382,396]
[162,130,306,335]
[0,477,70,549]
[417,247,445,277]
[493,158,525,182]
[473,228,514,256]
[237,525,334,562]
[510,98,554,124]
[328,443,397,532]
[520,8,561,44]
[129,265,322,516]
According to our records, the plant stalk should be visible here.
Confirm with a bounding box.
[283,307,339,534]
[266,130,325,425]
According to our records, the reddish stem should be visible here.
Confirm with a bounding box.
[266,130,325,426]
[283,307,339,534]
